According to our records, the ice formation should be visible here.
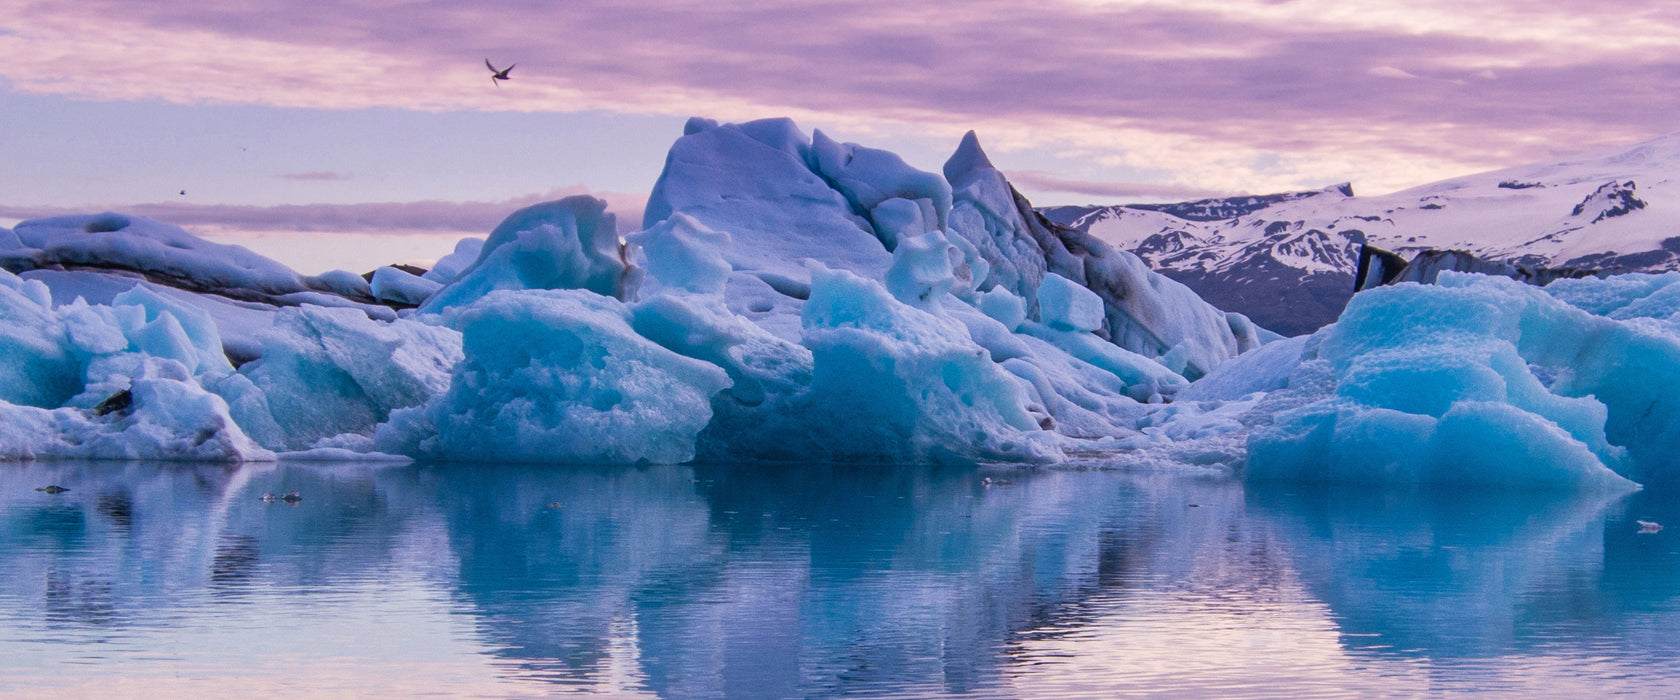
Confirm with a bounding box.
[1245,272,1680,489]
[376,289,730,464]
[7,116,1680,490]
[0,268,272,461]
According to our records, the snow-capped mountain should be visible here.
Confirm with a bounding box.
[1042,132,1680,335]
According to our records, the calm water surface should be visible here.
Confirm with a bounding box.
[2,460,1678,698]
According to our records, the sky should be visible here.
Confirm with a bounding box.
[4,0,1680,272]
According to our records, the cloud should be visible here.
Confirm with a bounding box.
[4,0,1680,192]
[1006,170,1230,201]
[0,188,650,236]
[279,171,352,181]
[1366,66,1417,79]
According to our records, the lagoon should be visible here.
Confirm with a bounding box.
[2,461,1677,698]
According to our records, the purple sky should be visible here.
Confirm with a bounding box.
[5,0,1680,270]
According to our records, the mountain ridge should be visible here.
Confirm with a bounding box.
[1042,132,1680,335]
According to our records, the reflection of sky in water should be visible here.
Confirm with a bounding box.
[1,461,1678,697]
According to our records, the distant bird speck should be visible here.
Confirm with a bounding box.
[486,59,514,87]
[178,190,186,196]
[1638,520,1663,533]
[35,485,69,494]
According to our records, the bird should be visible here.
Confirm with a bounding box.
[35,485,69,494]
[178,190,186,196]
[1638,520,1663,533]
[486,59,514,87]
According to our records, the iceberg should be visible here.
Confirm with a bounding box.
[1245,272,1680,488]
[0,268,272,462]
[377,289,731,464]
[421,195,638,312]
[0,119,1272,466]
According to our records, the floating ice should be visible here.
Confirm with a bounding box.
[378,289,731,464]
[0,117,1310,468]
[421,196,637,312]
[369,266,443,306]
[1246,273,1680,488]
[0,268,272,462]
[421,237,486,285]
[643,117,891,287]
[794,264,1060,463]
[240,305,462,451]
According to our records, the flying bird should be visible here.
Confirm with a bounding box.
[486,59,514,87]
[1639,520,1663,533]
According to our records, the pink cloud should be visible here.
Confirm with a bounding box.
[0,188,650,236]
[4,0,1680,191]
[1006,170,1230,201]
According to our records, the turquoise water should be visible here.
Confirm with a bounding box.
[2,461,1678,698]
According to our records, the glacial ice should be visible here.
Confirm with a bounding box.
[8,116,1680,490]
[370,265,443,306]
[376,289,730,464]
[421,195,637,312]
[238,304,462,451]
[1245,272,1680,489]
[0,268,272,462]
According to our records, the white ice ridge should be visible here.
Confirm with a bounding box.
[6,117,1680,488]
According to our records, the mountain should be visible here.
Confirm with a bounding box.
[1042,132,1680,335]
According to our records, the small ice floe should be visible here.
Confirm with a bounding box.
[34,485,69,494]
[1638,520,1663,534]
[260,491,302,504]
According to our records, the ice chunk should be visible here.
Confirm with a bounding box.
[241,305,462,451]
[108,285,234,377]
[1037,273,1105,333]
[643,118,890,285]
[627,214,732,295]
[421,237,485,284]
[1179,335,1309,401]
[796,264,1060,463]
[868,198,929,252]
[377,289,731,464]
[313,269,373,299]
[370,265,444,306]
[422,195,636,311]
[0,269,80,407]
[7,213,313,297]
[809,130,952,249]
[884,232,957,309]
[1246,273,1678,488]
[0,356,274,462]
[977,287,1026,331]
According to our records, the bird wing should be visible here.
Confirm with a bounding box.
[504,63,514,75]
[486,58,495,72]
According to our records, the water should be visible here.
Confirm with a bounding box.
[2,461,1678,698]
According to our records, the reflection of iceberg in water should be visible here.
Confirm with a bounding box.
[430,463,1205,697]
[7,461,1680,695]
[1251,484,1635,658]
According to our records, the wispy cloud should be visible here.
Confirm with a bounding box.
[3,0,1680,192]
[279,171,352,181]
[0,188,649,236]
[1006,170,1230,201]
